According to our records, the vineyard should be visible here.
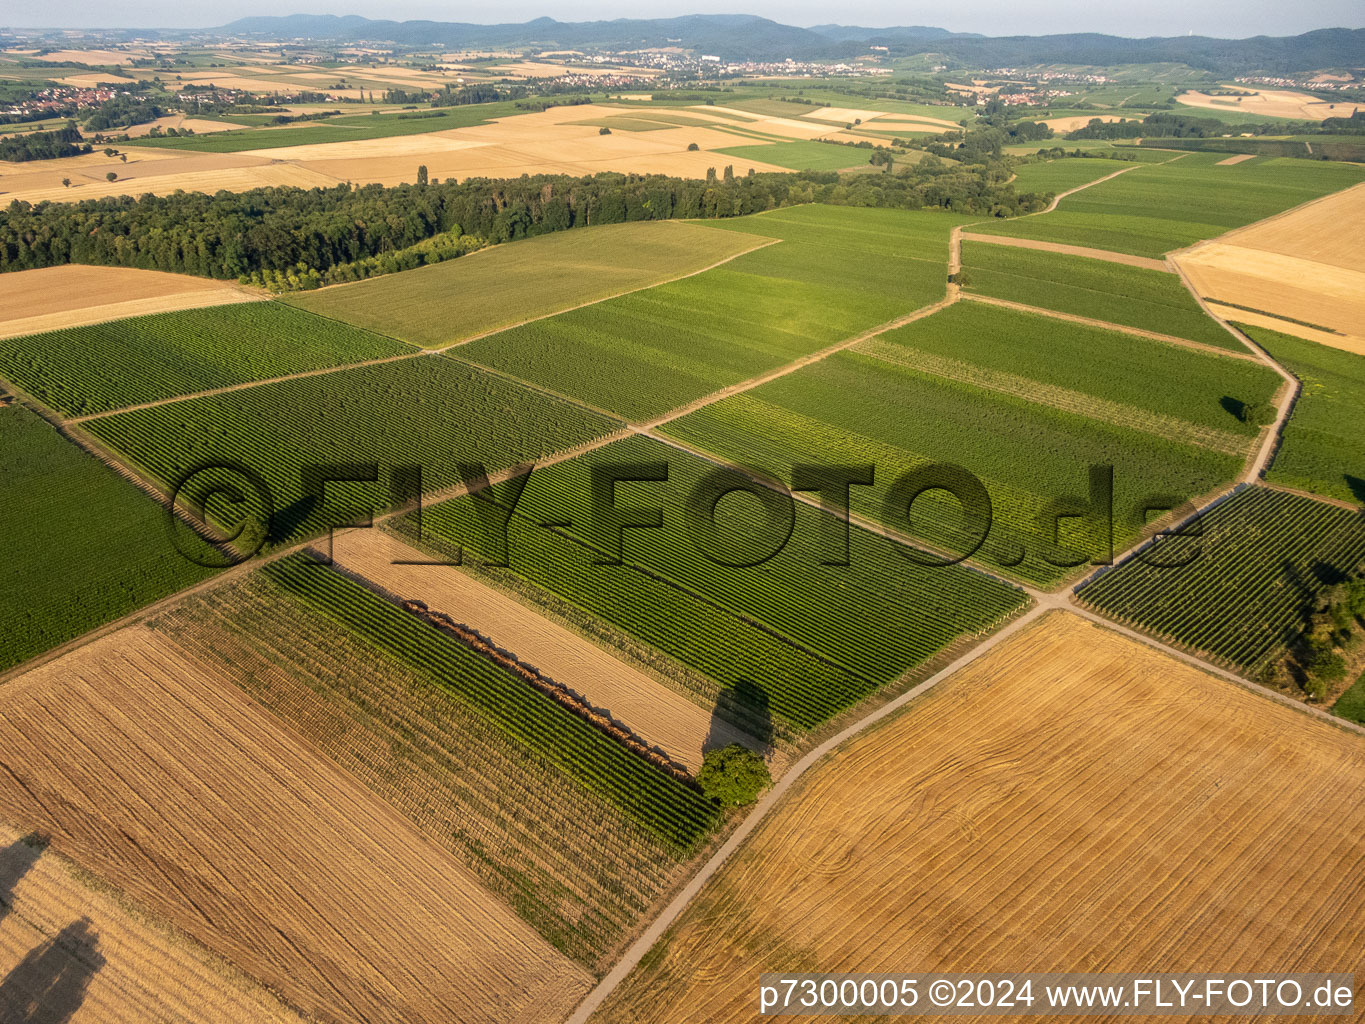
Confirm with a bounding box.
[286,221,759,349]
[1244,323,1365,505]
[396,435,1027,739]
[0,404,214,672]
[973,153,1365,257]
[455,206,962,420]
[264,552,721,852]
[82,356,619,549]
[870,301,1277,434]
[960,241,1241,349]
[661,344,1241,585]
[1077,486,1365,673]
[1007,157,1136,193]
[0,303,409,417]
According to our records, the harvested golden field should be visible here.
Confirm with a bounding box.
[803,106,887,124]
[117,115,239,138]
[804,106,961,130]
[1177,88,1362,120]
[1176,242,1365,350]
[4,100,808,203]
[289,107,788,184]
[30,48,141,64]
[0,823,304,1024]
[326,530,757,772]
[593,613,1365,1023]
[0,265,262,340]
[1219,182,1365,272]
[0,626,593,1024]
[153,573,696,972]
[1041,114,1129,132]
[0,149,342,204]
[1216,153,1257,165]
[1206,304,1365,356]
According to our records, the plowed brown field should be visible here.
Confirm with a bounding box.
[0,627,592,1024]
[592,613,1365,1023]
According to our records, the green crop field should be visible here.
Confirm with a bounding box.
[394,435,1027,740]
[124,101,530,152]
[973,153,1365,257]
[82,357,619,549]
[286,221,760,349]
[1008,157,1133,193]
[1245,324,1365,505]
[263,552,719,851]
[0,404,214,673]
[0,302,408,417]
[660,332,1243,586]
[1078,486,1365,673]
[455,206,969,420]
[714,140,871,172]
[868,302,1278,440]
[960,241,1241,349]
[155,571,698,969]
[1334,670,1365,725]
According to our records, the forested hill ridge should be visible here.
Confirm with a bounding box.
[218,15,1364,72]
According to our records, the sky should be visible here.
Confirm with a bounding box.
[3,0,1360,37]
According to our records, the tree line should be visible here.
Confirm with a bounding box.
[0,161,1047,282]
[0,123,90,162]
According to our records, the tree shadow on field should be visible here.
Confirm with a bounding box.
[706,678,773,752]
[1345,476,1365,505]
[1220,396,1247,422]
[0,836,43,925]
[0,918,104,1023]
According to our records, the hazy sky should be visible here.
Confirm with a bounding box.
[4,0,1360,37]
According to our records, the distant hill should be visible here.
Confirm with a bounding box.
[216,15,1364,73]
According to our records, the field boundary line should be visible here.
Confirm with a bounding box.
[958,232,1172,272]
[66,350,425,425]
[960,292,1262,361]
[431,235,783,353]
[1260,481,1361,512]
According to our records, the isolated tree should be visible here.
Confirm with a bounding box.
[102,147,114,157]
[687,141,699,151]
[119,154,127,162]
[698,744,771,808]
[416,164,428,186]
[599,126,612,135]
[61,178,71,188]
[105,171,117,182]
[1239,400,1275,427]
